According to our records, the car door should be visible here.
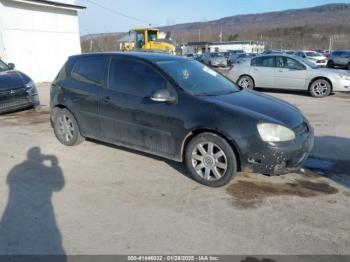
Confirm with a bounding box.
[250,56,275,88]
[332,51,343,65]
[339,51,350,66]
[66,56,108,138]
[274,56,307,90]
[99,57,179,158]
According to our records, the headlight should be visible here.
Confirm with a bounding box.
[25,80,38,95]
[339,74,350,80]
[257,123,295,142]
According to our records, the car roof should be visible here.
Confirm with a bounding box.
[69,51,186,63]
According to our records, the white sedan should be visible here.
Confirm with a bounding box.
[227,54,350,98]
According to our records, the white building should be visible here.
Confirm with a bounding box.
[0,0,85,82]
[209,41,265,54]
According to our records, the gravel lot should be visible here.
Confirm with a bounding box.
[0,83,349,255]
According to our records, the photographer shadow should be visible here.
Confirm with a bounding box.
[0,147,66,258]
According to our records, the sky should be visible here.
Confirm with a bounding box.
[76,0,349,35]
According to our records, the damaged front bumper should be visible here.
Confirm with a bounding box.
[237,122,314,176]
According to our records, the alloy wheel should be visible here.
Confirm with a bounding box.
[191,142,228,181]
[311,80,329,97]
[238,77,253,89]
[57,114,75,142]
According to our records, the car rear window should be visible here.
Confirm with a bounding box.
[72,57,107,85]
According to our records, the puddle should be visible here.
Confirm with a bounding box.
[0,108,50,127]
[303,157,350,188]
[226,179,338,209]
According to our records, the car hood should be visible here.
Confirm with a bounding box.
[308,56,326,60]
[200,90,304,127]
[0,70,27,91]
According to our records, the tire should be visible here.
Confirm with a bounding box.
[327,60,334,68]
[347,63,350,71]
[237,75,255,90]
[185,132,237,187]
[309,79,332,98]
[52,108,84,146]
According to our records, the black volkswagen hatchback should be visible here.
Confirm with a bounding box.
[50,52,314,187]
[0,60,39,114]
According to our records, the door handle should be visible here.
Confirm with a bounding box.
[254,68,258,71]
[102,96,111,104]
[278,70,283,72]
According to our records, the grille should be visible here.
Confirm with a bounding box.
[0,87,31,110]
[294,122,309,136]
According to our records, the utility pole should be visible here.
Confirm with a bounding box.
[198,29,201,42]
[329,35,333,52]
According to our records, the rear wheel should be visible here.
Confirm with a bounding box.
[347,63,350,70]
[327,60,334,68]
[309,79,331,98]
[237,75,255,90]
[185,133,237,187]
[53,108,84,146]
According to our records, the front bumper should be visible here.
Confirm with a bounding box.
[0,90,40,114]
[237,123,314,175]
[332,78,350,92]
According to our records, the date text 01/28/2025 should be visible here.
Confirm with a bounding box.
[127,255,219,261]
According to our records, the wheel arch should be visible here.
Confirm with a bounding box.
[237,74,255,86]
[51,104,83,133]
[180,128,242,172]
[308,76,333,92]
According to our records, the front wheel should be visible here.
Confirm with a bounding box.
[309,79,331,98]
[185,133,237,187]
[327,60,334,68]
[237,75,255,90]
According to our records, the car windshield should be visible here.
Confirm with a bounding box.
[211,53,224,58]
[305,52,320,57]
[157,59,240,96]
[0,60,9,72]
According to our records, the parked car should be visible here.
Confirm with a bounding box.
[327,50,350,70]
[262,49,284,55]
[228,54,350,98]
[228,53,250,65]
[224,50,245,59]
[202,52,228,67]
[50,52,314,187]
[0,60,39,114]
[285,51,296,55]
[294,50,327,67]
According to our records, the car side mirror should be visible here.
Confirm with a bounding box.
[151,89,176,103]
[8,63,15,70]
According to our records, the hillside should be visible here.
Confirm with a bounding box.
[160,3,350,49]
[81,3,350,52]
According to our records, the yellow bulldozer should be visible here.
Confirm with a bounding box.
[121,28,178,55]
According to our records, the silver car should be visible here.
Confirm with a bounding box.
[228,54,350,98]
[202,52,228,67]
[294,50,327,67]
[327,50,350,70]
